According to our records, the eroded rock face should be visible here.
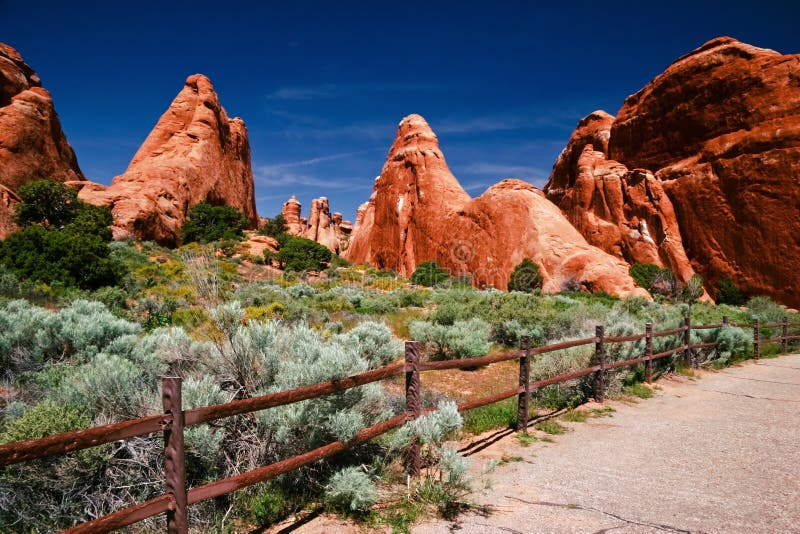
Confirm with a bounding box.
[0,43,85,237]
[548,37,800,305]
[544,112,698,286]
[346,114,649,297]
[280,195,353,254]
[79,75,258,246]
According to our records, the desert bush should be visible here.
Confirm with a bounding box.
[507,258,543,292]
[410,261,450,287]
[277,237,332,272]
[14,179,79,228]
[288,282,316,298]
[0,401,108,530]
[180,201,249,245]
[409,318,491,360]
[324,466,377,513]
[259,213,288,239]
[336,321,403,366]
[678,274,705,304]
[629,263,661,290]
[716,277,746,306]
[0,221,123,290]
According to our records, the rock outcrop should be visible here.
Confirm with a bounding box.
[546,37,800,306]
[79,74,258,246]
[0,43,84,237]
[545,112,698,286]
[346,114,649,297]
[280,195,353,254]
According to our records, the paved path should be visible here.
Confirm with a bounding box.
[416,354,800,534]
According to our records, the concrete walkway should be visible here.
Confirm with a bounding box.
[416,354,800,533]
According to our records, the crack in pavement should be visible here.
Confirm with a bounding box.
[716,371,800,386]
[754,363,800,370]
[504,496,695,533]
[697,388,800,402]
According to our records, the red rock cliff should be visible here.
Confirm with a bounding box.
[548,37,800,305]
[544,111,698,287]
[0,43,84,237]
[346,114,648,297]
[79,75,258,246]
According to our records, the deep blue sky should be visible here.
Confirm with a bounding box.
[2,1,798,222]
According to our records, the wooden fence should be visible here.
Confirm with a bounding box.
[0,315,798,533]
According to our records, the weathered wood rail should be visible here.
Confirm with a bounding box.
[0,315,797,533]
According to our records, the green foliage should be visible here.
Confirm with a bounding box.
[629,263,661,290]
[324,466,377,513]
[507,258,543,292]
[277,236,332,271]
[534,419,566,435]
[410,261,450,287]
[1,187,123,290]
[409,318,491,360]
[14,180,79,228]
[0,224,122,289]
[624,383,654,399]
[259,213,288,238]
[716,277,746,306]
[180,201,249,244]
[461,398,517,434]
[0,401,90,444]
[678,274,705,304]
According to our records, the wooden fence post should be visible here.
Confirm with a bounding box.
[594,325,605,403]
[516,336,531,432]
[782,316,789,354]
[722,316,729,327]
[753,319,760,360]
[162,377,188,534]
[645,322,653,383]
[684,315,693,368]
[404,341,421,477]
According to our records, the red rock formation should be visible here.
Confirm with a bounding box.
[549,37,800,305]
[281,195,303,234]
[280,195,353,254]
[544,112,698,286]
[0,43,84,237]
[346,114,649,297]
[79,75,258,246]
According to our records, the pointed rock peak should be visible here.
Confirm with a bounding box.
[391,114,440,155]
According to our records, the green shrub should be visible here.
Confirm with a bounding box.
[507,258,543,292]
[14,179,79,228]
[629,263,661,290]
[0,196,124,290]
[409,318,491,360]
[410,261,450,287]
[277,237,332,271]
[716,277,746,306]
[180,201,249,244]
[678,274,705,304]
[324,466,377,513]
[259,213,288,238]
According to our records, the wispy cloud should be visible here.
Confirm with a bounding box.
[436,113,576,134]
[267,82,442,101]
[458,162,550,178]
[258,151,362,173]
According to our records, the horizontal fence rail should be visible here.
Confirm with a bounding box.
[1,315,798,533]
